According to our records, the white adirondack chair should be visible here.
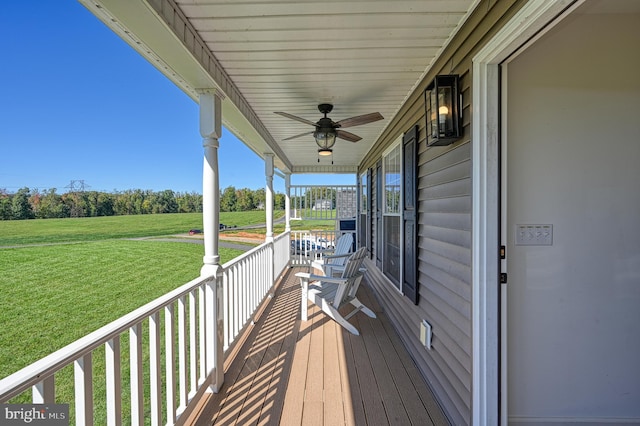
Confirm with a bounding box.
[310,232,353,277]
[296,247,376,335]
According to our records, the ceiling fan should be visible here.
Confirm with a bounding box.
[274,104,383,156]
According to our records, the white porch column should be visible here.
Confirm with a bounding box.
[198,89,224,392]
[199,90,223,277]
[284,172,291,232]
[264,153,274,242]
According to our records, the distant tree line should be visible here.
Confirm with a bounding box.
[220,186,286,213]
[0,186,285,220]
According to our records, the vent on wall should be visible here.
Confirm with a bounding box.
[420,320,433,350]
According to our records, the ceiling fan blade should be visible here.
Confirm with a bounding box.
[274,111,317,127]
[336,130,362,143]
[335,112,384,128]
[282,130,314,141]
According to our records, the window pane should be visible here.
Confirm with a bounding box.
[384,145,401,214]
[359,213,367,250]
[360,173,367,213]
[383,215,401,287]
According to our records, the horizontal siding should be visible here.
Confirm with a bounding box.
[418,138,473,419]
[424,161,472,188]
[422,179,470,201]
[423,238,470,269]
[421,144,472,177]
[423,196,471,214]
[423,224,471,249]
[421,263,472,323]
[420,212,471,233]
[419,255,471,302]
[419,282,472,359]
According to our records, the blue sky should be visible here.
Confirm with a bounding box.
[0,2,353,195]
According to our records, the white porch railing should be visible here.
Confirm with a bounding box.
[273,231,291,279]
[290,185,358,220]
[288,185,359,268]
[221,231,290,349]
[0,231,291,425]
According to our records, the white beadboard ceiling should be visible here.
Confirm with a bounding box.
[80,0,479,175]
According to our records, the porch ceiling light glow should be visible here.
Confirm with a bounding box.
[318,148,333,156]
[425,74,462,146]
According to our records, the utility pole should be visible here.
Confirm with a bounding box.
[65,180,90,217]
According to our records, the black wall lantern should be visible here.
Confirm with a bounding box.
[425,74,462,146]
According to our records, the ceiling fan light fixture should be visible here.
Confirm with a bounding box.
[318,148,333,156]
[313,128,337,150]
[276,103,382,149]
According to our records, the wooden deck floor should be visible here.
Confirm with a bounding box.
[188,267,449,426]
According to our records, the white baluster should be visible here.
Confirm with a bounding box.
[149,312,161,426]
[105,337,122,426]
[188,292,197,398]
[178,295,188,411]
[32,376,54,403]
[74,354,93,426]
[164,304,176,424]
[129,324,143,426]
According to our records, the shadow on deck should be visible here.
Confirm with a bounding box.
[187,267,449,425]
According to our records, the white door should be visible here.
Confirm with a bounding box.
[501,6,640,425]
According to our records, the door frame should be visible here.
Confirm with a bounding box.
[470,1,584,424]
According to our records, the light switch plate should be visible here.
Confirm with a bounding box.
[516,224,553,246]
